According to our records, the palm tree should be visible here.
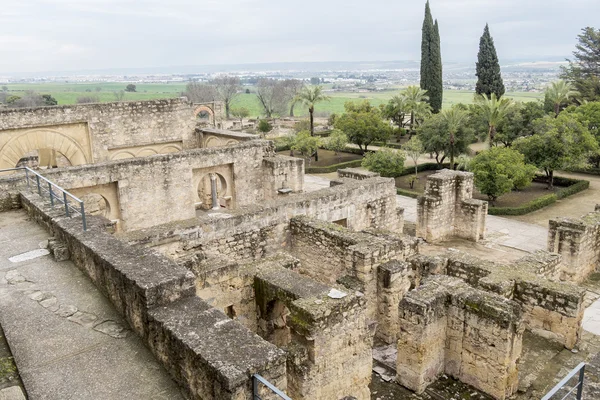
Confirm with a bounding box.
[546,80,579,117]
[441,106,469,169]
[475,93,513,148]
[402,86,431,133]
[294,86,330,161]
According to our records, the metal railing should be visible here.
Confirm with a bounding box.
[1,167,87,231]
[542,362,586,400]
[252,374,291,400]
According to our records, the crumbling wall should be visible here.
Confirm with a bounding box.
[397,276,523,400]
[416,170,487,243]
[289,216,418,334]
[19,190,288,400]
[0,98,197,163]
[548,210,600,282]
[410,251,585,349]
[199,128,258,148]
[262,155,304,199]
[254,266,373,400]
[0,142,300,231]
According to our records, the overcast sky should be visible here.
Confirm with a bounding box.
[0,0,598,73]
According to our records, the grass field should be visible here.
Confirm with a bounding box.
[1,83,543,118]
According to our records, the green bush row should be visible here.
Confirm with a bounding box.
[396,188,421,198]
[564,167,600,175]
[305,159,363,174]
[397,163,450,177]
[370,141,405,149]
[488,194,557,216]
[556,179,590,199]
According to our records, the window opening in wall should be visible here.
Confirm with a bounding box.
[332,218,348,228]
[225,305,236,319]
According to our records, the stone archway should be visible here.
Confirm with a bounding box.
[193,105,215,125]
[0,128,90,169]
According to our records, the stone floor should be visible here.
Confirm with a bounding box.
[0,210,184,400]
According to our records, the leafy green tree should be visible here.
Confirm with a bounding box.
[545,80,579,116]
[470,147,537,203]
[325,129,349,160]
[418,112,474,167]
[566,101,600,167]
[475,93,513,147]
[403,86,432,133]
[495,101,546,147]
[335,101,391,153]
[257,119,272,134]
[514,114,598,188]
[476,24,505,99]
[420,1,443,113]
[560,27,600,102]
[441,106,469,169]
[292,130,321,166]
[382,95,408,129]
[361,148,406,178]
[293,119,311,134]
[294,86,330,161]
[125,84,137,92]
[403,136,424,178]
[41,94,57,106]
[230,107,250,126]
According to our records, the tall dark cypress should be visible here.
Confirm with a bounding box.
[420,1,434,93]
[429,20,443,112]
[476,24,505,98]
[420,2,443,113]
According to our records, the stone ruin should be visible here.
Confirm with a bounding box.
[0,100,599,400]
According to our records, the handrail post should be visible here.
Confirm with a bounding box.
[36,175,41,195]
[80,202,87,231]
[63,192,70,217]
[25,168,30,188]
[576,364,585,399]
[48,182,54,206]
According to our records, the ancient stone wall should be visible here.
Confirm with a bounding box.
[416,170,487,243]
[0,99,197,166]
[409,251,585,349]
[18,189,287,400]
[337,168,380,180]
[548,210,600,282]
[289,216,418,334]
[397,276,523,400]
[254,266,373,400]
[199,128,258,148]
[0,141,301,231]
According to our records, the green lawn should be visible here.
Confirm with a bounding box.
[1,82,543,118]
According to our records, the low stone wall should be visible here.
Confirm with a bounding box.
[548,209,600,282]
[416,170,487,243]
[18,190,287,399]
[397,276,523,400]
[337,168,380,180]
[409,251,585,349]
[255,266,373,400]
[199,128,259,148]
[0,141,303,231]
[0,174,22,211]
[289,216,418,336]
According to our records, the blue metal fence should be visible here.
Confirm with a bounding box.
[542,362,586,400]
[252,374,291,400]
[0,167,87,231]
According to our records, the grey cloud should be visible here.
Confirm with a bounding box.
[0,0,598,73]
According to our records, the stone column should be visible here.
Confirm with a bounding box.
[210,173,220,210]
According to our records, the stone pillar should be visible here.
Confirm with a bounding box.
[210,173,220,210]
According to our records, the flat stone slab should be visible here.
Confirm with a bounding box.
[7,249,49,263]
[0,210,183,400]
[0,386,26,400]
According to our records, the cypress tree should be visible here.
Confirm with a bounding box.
[429,20,443,113]
[476,24,505,98]
[420,1,434,93]
[420,2,443,113]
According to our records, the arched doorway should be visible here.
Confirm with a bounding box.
[197,173,231,210]
[0,129,90,170]
[193,105,215,126]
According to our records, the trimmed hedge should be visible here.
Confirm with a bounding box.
[488,176,590,216]
[305,159,363,174]
[371,141,405,149]
[396,188,421,198]
[565,167,600,175]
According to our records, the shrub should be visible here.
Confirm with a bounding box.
[292,131,321,165]
[470,147,537,203]
[361,148,406,178]
[257,119,273,133]
[325,130,349,157]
